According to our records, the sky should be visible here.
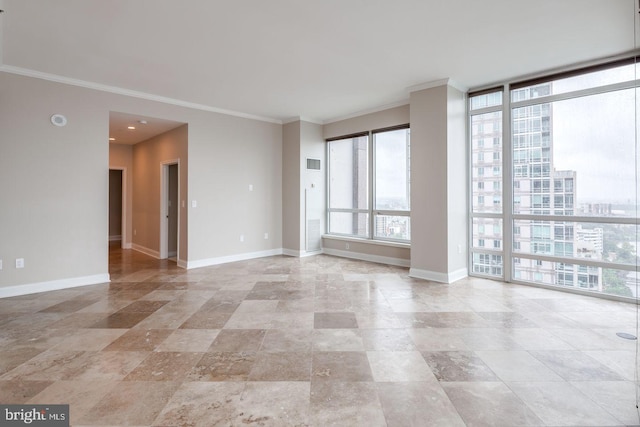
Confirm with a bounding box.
[546,64,638,204]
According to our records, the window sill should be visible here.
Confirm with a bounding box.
[322,234,410,249]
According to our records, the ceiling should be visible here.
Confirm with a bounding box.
[0,0,637,124]
[109,111,185,145]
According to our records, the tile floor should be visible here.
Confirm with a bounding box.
[1,244,639,426]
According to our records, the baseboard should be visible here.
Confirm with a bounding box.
[323,247,410,268]
[122,242,132,249]
[283,248,323,258]
[409,267,468,284]
[0,274,111,299]
[132,243,160,259]
[187,248,284,269]
[177,259,188,269]
[109,235,122,242]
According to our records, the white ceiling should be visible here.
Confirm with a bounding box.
[0,0,637,124]
[109,111,185,145]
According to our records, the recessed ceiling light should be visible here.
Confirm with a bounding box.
[127,126,135,130]
[109,137,115,141]
[138,120,147,125]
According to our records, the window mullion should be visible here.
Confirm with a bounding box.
[502,85,512,283]
[369,131,374,239]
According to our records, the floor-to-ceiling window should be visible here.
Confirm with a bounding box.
[327,125,411,242]
[470,58,639,299]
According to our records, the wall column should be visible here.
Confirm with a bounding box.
[409,80,468,283]
[282,119,325,256]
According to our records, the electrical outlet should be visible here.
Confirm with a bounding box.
[16,258,24,269]
[264,233,268,240]
[240,234,244,242]
[346,243,350,250]
[0,259,3,270]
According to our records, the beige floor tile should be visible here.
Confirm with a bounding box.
[1,245,637,427]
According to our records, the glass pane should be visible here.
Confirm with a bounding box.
[510,63,636,102]
[470,91,503,110]
[472,218,503,250]
[471,111,502,213]
[513,259,635,298]
[329,212,369,237]
[374,128,410,211]
[512,89,636,217]
[472,252,503,277]
[374,215,410,240]
[328,136,368,210]
[513,220,638,266]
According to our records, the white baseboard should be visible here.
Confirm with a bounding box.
[122,242,132,249]
[0,274,111,299]
[132,243,160,259]
[409,267,468,284]
[283,248,323,258]
[177,259,188,269]
[187,248,284,269]
[109,235,122,242]
[323,247,410,268]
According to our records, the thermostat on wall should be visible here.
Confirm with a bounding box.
[50,114,67,127]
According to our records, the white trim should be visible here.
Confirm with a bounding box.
[282,116,323,125]
[0,274,110,299]
[323,99,410,124]
[283,248,323,258]
[322,234,410,250]
[177,259,188,269]
[187,248,284,269]
[132,243,160,259]
[108,235,122,242]
[406,78,468,94]
[0,65,282,125]
[160,160,180,260]
[122,242,132,249]
[323,247,410,268]
[409,267,468,284]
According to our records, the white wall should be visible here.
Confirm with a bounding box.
[0,72,109,292]
[131,124,188,263]
[0,71,283,294]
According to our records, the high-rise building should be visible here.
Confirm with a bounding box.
[471,83,604,289]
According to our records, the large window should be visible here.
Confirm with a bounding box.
[469,58,639,299]
[328,125,410,241]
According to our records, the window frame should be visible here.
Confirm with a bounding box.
[327,124,411,243]
[468,55,640,301]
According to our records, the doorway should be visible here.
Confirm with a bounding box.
[161,161,179,261]
[109,169,126,248]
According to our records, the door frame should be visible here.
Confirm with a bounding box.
[160,159,180,260]
[109,167,127,249]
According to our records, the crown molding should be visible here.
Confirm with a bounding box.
[282,116,323,125]
[0,64,283,125]
[322,99,410,125]
[406,78,468,94]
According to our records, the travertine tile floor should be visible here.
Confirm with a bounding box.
[1,244,640,426]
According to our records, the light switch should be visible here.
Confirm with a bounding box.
[249,184,253,192]
[191,200,197,208]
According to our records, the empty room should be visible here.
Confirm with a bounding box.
[1,1,639,426]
